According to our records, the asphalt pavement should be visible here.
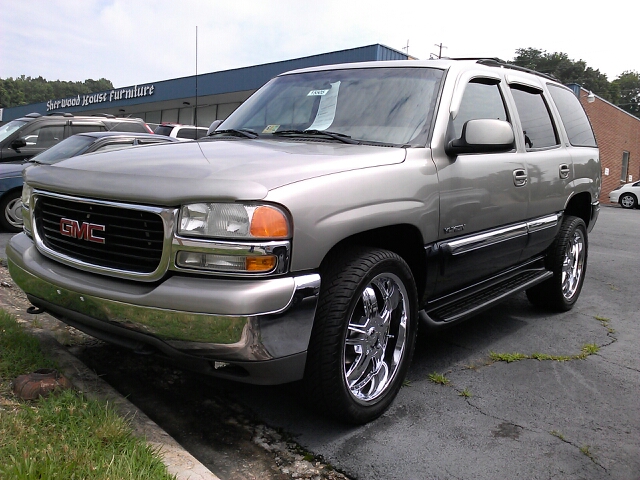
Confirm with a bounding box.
[2,205,639,480]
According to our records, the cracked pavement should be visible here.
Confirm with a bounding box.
[1,206,638,479]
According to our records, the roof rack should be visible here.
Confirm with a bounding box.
[24,112,42,118]
[90,113,117,119]
[475,58,559,82]
[47,112,74,117]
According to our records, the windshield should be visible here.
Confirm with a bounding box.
[31,135,95,164]
[0,120,28,143]
[221,67,443,146]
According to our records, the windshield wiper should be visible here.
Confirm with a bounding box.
[209,129,258,139]
[271,129,361,145]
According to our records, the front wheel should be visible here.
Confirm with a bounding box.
[0,190,23,233]
[304,248,418,424]
[526,215,588,311]
[619,193,637,209]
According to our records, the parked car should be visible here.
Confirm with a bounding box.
[154,123,208,140]
[609,180,640,209]
[0,131,177,232]
[0,112,153,163]
[9,59,600,424]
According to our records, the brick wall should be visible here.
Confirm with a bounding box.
[579,90,640,204]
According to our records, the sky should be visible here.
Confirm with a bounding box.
[1,0,638,89]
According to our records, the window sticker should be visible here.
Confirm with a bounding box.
[263,124,280,134]
[307,81,340,131]
[308,89,329,96]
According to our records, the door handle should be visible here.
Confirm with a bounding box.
[559,164,570,179]
[513,169,528,187]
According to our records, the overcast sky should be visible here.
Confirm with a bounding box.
[1,0,637,89]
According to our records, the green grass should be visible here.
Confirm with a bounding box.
[490,343,600,364]
[0,310,175,480]
[428,372,450,385]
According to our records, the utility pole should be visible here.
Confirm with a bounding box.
[402,39,410,56]
[194,26,198,128]
[432,43,447,59]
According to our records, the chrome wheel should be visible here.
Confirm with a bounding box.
[5,197,23,228]
[620,194,637,209]
[343,272,408,403]
[561,228,585,300]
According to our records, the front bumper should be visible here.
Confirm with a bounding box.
[7,233,320,384]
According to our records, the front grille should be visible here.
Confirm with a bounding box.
[34,195,165,273]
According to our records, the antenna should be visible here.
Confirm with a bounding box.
[195,25,198,128]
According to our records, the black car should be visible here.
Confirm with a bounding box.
[0,112,153,162]
[0,131,177,232]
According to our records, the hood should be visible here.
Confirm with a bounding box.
[24,138,406,206]
[0,162,29,179]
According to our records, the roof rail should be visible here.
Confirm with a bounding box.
[47,112,74,117]
[23,112,42,118]
[475,58,559,82]
[90,113,117,119]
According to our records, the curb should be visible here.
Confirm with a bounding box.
[19,317,220,480]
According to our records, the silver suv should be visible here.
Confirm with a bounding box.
[8,59,601,424]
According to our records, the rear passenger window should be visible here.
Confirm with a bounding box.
[70,124,106,135]
[453,80,508,139]
[510,85,559,150]
[547,84,597,147]
[177,128,197,140]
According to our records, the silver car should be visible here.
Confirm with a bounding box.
[8,59,601,424]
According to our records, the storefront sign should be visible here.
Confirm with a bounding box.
[46,84,155,112]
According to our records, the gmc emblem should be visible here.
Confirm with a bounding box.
[59,218,106,244]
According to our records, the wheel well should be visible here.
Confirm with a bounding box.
[320,224,426,296]
[564,192,593,229]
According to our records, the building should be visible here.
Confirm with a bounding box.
[575,87,640,204]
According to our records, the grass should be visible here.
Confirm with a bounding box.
[428,372,450,385]
[489,343,600,364]
[0,310,175,480]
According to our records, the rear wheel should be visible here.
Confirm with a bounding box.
[526,215,587,311]
[619,193,637,209]
[0,190,23,233]
[304,247,418,424]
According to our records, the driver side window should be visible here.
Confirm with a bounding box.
[453,80,508,139]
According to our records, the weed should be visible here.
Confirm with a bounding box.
[428,372,450,385]
[489,352,527,363]
[576,343,599,359]
[402,379,412,387]
[458,388,472,398]
[550,430,565,441]
[531,353,571,362]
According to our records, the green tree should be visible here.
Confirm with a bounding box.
[611,71,640,117]
[510,48,612,102]
[0,76,114,108]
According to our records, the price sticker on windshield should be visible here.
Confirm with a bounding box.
[263,125,280,133]
[308,89,329,96]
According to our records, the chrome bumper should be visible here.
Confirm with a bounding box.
[7,233,320,384]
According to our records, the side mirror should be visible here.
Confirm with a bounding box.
[446,119,515,156]
[10,138,27,150]
[207,119,223,136]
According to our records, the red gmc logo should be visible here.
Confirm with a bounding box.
[59,218,106,244]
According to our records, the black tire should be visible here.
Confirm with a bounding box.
[304,247,418,424]
[0,190,23,233]
[526,215,588,311]
[619,193,637,209]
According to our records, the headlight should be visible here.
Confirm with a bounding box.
[178,203,290,239]
[21,183,33,210]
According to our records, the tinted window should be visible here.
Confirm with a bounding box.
[154,126,174,136]
[0,119,28,143]
[30,125,65,148]
[453,80,508,138]
[103,120,147,133]
[547,84,597,147]
[30,135,95,164]
[510,86,558,150]
[92,141,135,153]
[177,128,197,139]
[70,124,106,135]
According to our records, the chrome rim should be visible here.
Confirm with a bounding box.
[562,228,585,300]
[621,195,635,208]
[343,272,408,403]
[4,197,23,228]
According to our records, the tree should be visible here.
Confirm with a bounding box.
[0,76,114,108]
[611,71,640,117]
[511,48,612,102]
